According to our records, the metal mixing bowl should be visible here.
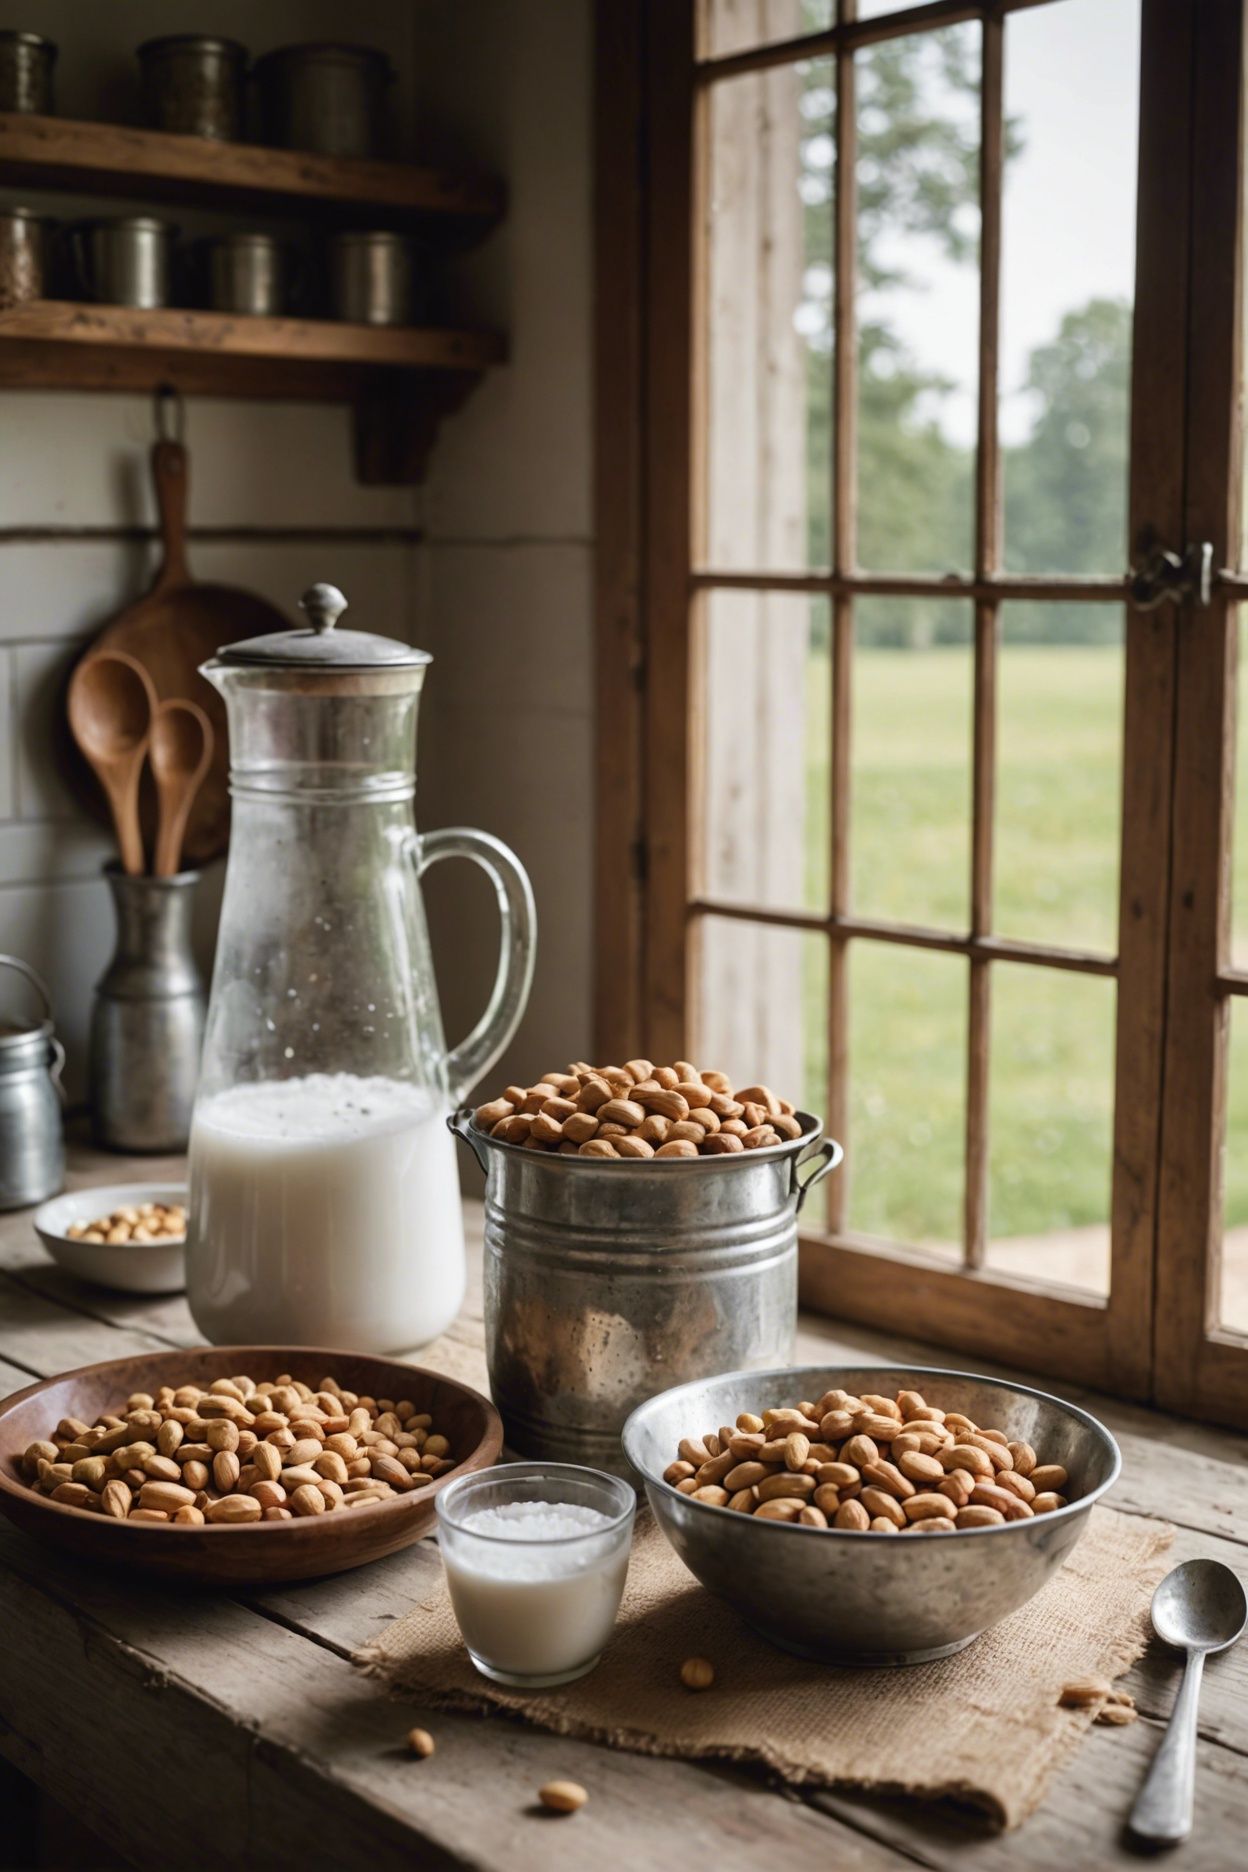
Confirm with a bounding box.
[622,1363,1121,1665]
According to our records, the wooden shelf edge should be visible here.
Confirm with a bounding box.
[0,112,504,226]
[0,300,505,374]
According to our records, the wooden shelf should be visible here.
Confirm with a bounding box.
[0,118,507,483]
[0,113,503,233]
[0,303,505,481]
[0,300,503,390]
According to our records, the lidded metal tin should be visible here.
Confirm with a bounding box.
[329,230,417,326]
[0,206,49,306]
[138,35,246,142]
[0,955,65,1211]
[254,43,393,159]
[205,231,287,316]
[450,1109,841,1478]
[0,31,56,115]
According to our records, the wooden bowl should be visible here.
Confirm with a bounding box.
[0,1346,503,1586]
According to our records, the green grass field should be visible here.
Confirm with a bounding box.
[801,641,1248,1253]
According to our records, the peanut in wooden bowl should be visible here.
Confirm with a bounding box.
[0,1346,503,1586]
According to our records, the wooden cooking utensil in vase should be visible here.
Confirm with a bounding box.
[70,439,293,866]
[67,649,157,876]
[150,698,213,877]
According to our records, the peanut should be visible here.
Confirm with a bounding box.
[471,1062,808,1158]
[538,1781,588,1814]
[11,1369,458,1531]
[665,1383,1078,1537]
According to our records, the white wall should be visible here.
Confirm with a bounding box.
[0,0,594,1114]
[409,0,595,1099]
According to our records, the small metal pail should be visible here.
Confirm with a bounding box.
[450,1108,842,1477]
[0,955,65,1211]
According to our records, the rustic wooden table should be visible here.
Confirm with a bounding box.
[1,1143,1246,1871]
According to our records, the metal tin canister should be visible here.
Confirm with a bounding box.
[138,35,246,142]
[70,216,177,309]
[329,230,416,326]
[0,206,48,305]
[206,232,286,316]
[0,956,65,1211]
[254,42,393,159]
[0,31,56,115]
[450,1108,841,1477]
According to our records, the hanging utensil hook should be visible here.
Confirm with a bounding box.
[153,383,186,445]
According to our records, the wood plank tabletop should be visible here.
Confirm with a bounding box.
[1,1142,1246,1871]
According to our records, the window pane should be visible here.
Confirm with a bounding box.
[847,942,965,1257]
[706,57,833,570]
[695,914,830,1221]
[850,599,972,929]
[700,591,830,913]
[1220,1001,1248,1333]
[1232,611,1248,966]
[986,965,1114,1297]
[1001,0,1138,574]
[994,605,1124,954]
[700,0,833,60]
[856,25,979,574]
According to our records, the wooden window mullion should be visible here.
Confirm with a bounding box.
[826,1,858,1234]
[964,10,1004,1270]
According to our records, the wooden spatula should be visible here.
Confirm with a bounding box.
[67,650,157,876]
[150,698,214,878]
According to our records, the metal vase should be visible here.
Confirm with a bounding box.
[89,867,206,1153]
[451,1109,841,1477]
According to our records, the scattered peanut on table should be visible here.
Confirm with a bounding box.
[663,1385,1071,1534]
[538,1781,589,1814]
[65,1200,186,1244]
[14,1373,457,1525]
[473,1059,804,1160]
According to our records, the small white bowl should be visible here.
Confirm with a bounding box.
[33,1184,188,1294]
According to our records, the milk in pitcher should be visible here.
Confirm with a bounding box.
[187,1073,465,1351]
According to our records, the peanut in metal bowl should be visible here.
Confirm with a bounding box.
[622,1363,1121,1665]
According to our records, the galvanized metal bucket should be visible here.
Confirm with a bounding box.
[450,1108,842,1477]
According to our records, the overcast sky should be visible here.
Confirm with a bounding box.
[865,0,1140,446]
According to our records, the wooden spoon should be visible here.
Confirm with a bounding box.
[150,699,214,878]
[67,650,157,876]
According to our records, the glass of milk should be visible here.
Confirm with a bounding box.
[436,1464,636,1686]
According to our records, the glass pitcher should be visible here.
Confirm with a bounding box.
[186,583,535,1353]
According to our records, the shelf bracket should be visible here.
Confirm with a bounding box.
[352,368,481,485]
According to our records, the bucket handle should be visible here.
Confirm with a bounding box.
[448,1104,490,1175]
[792,1135,843,1212]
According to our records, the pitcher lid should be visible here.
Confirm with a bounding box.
[217,585,432,670]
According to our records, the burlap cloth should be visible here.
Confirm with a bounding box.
[359,1503,1172,1828]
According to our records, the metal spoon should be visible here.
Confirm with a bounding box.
[67,650,157,876]
[1129,1557,1247,1844]
[150,698,213,878]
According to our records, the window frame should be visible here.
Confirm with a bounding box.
[593,0,1248,1420]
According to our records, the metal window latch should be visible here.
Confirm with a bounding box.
[1129,541,1214,611]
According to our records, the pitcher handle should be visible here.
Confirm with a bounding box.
[411,827,536,1106]
[793,1135,843,1212]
